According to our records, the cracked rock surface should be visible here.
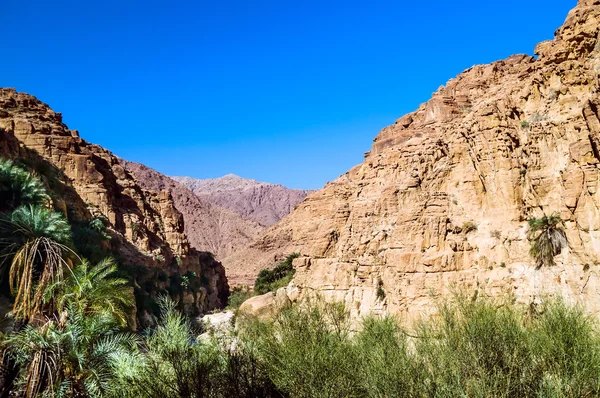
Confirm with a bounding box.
[230,0,600,321]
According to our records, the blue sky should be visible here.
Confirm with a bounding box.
[2,0,574,189]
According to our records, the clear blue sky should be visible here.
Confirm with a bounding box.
[2,0,574,189]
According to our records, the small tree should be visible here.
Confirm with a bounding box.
[527,213,567,269]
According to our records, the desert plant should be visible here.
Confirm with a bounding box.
[243,298,362,398]
[376,278,386,300]
[0,205,73,321]
[355,316,422,397]
[43,257,134,327]
[108,298,223,398]
[3,306,138,397]
[254,253,299,295]
[72,217,112,263]
[0,159,48,211]
[527,213,567,268]
[227,285,254,310]
[462,221,477,234]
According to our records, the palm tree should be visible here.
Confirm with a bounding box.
[2,255,137,397]
[0,205,73,321]
[43,258,134,327]
[527,212,567,269]
[3,307,138,397]
[0,159,48,211]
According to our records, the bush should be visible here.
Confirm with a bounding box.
[227,285,254,310]
[254,253,299,295]
[242,298,363,398]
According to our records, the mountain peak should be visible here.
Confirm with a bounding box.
[172,175,313,227]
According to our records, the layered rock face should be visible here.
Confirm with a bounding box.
[122,161,264,261]
[173,174,313,227]
[0,88,228,312]
[231,0,600,320]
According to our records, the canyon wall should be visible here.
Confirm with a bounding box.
[122,161,264,261]
[0,88,228,313]
[232,0,600,320]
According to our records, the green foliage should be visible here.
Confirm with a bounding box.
[109,298,220,397]
[129,221,143,241]
[108,298,283,398]
[43,257,134,326]
[414,297,600,397]
[0,158,49,211]
[355,316,423,397]
[0,205,73,320]
[226,285,254,310]
[243,298,360,398]
[254,253,299,295]
[527,212,567,268]
[521,120,531,129]
[72,216,112,263]
[2,256,136,397]
[181,271,198,290]
[4,304,138,397]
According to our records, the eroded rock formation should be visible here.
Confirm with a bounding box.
[122,161,265,261]
[231,0,600,320]
[173,174,312,227]
[0,88,228,314]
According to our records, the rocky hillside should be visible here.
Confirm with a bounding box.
[230,0,600,320]
[173,174,312,227]
[121,161,264,261]
[0,88,229,315]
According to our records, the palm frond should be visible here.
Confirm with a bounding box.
[527,212,567,268]
[0,159,49,211]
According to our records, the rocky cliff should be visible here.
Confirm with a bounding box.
[173,174,312,227]
[121,161,264,261]
[230,0,600,320]
[0,88,229,315]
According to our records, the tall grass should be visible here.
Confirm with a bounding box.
[233,296,600,398]
[8,293,597,397]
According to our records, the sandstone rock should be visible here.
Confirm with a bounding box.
[199,310,235,335]
[0,88,229,313]
[238,292,277,319]
[121,161,265,263]
[229,0,600,322]
[173,174,313,227]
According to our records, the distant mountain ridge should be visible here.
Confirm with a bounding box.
[121,161,265,262]
[173,174,313,227]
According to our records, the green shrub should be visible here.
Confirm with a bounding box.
[355,316,422,397]
[72,217,112,263]
[227,285,255,310]
[242,298,363,398]
[254,253,299,295]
